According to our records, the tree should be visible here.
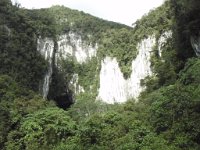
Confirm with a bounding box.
[6,108,77,150]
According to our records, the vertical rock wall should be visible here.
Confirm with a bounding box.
[127,36,155,99]
[38,32,174,104]
[37,37,54,99]
[37,32,97,99]
[97,36,156,104]
[97,57,127,103]
[56,32,97,65]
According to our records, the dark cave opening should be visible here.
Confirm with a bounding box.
[53,91,74,110]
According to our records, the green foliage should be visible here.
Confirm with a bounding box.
[57,56,99,98]
[68,93,109,123]
[137,1,181,91]
[66,102,177,150]
[169,0,200,61]
[140,3,200,146]
[179,58,200,85]
[141,58,200,149]
[76,58,99,91]
[6,108,77,150]
[47,5,130,41]
[0,1,48,91]
[99,28,137,78]
[133,0,172,40]
[25,9,57,37]
[143,37,178,92]
[40,5,136,78]
[0,75,54,149]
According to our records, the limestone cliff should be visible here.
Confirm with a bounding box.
[97,36,155,104]
[38,30,174,104]
[37,32,98,99]
[36,3,176,104]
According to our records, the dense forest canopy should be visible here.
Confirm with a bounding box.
[0,0,200,149]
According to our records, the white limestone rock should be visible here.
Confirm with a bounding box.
[70,74,85,95]
[56,32,98,65]
[97,57,127,104]
[158,31,172,57]
[37,37,54,99]
[37,32,97,99]
[97,36,156,104]
[127,36,155,99]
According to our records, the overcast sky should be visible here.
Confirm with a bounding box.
[11,0,164,26]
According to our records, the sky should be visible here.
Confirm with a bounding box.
[11,0,164,26]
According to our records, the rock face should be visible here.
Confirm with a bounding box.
[37,37,54,99]
[38,32,172,104]
[37,32,97,99]
[191,35,200,56]
[127,36,155,99]
[98,57,127,103]
[70,74,85,95]
[97,36,156,104]
[56,32,98,66]
[158,31,172,57]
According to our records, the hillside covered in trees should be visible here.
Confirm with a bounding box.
[0,0,200,149]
